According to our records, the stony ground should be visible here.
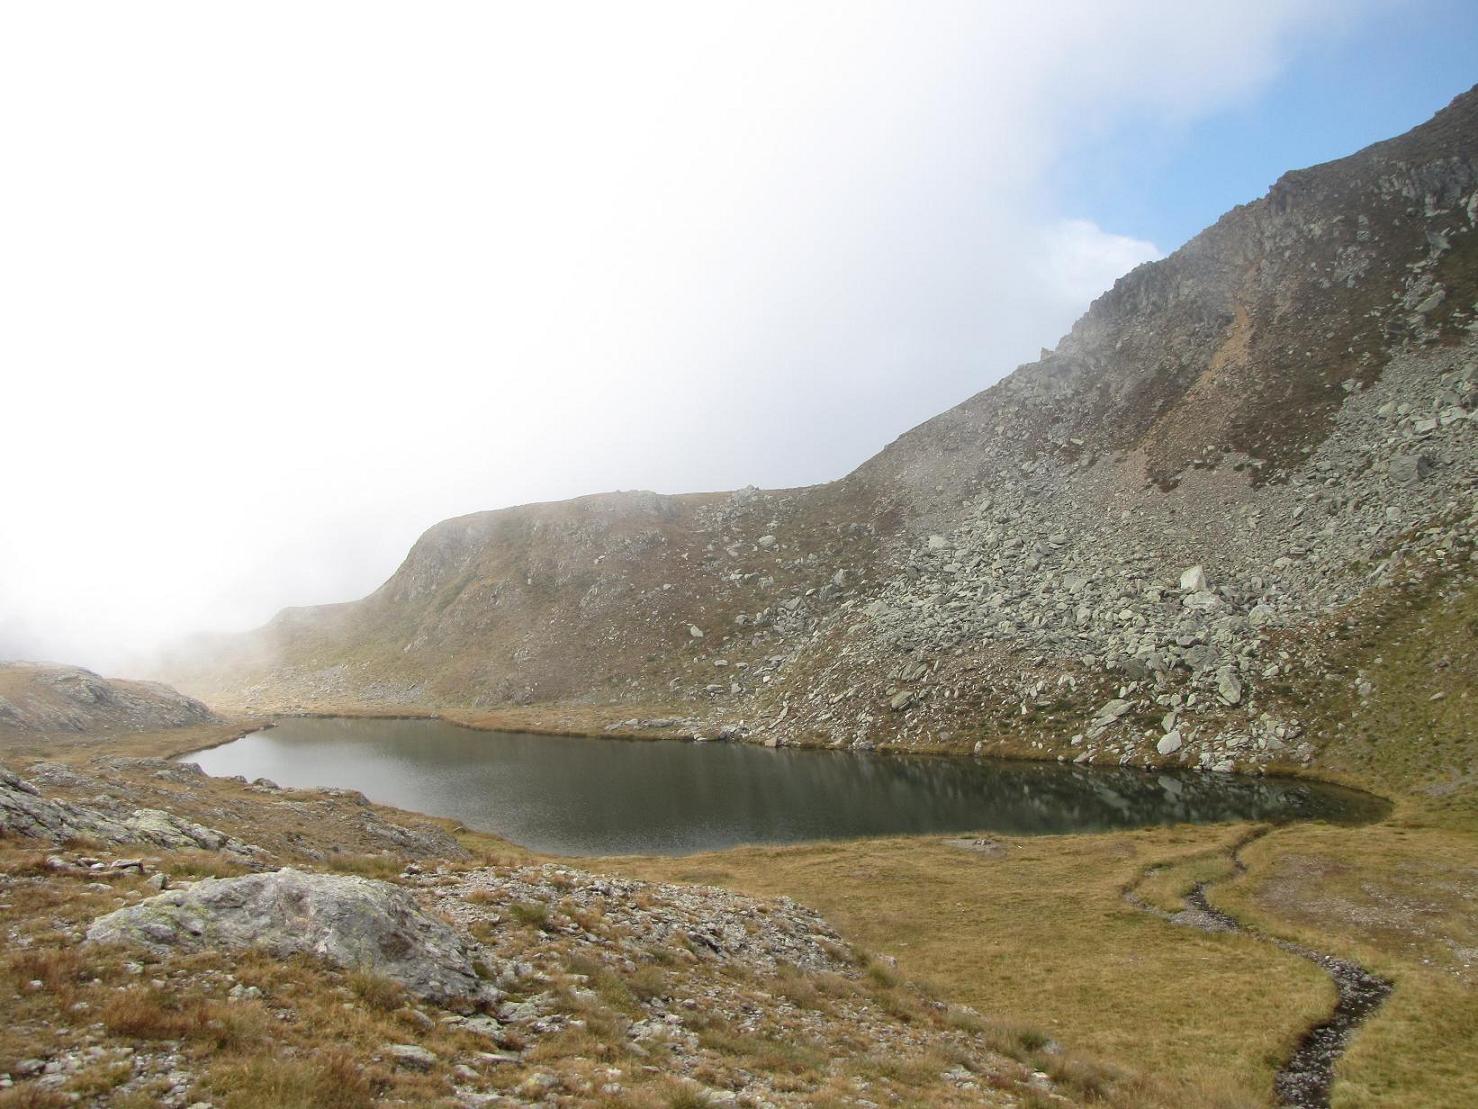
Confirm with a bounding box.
[742,343,1475,773]
[0,751,1120,1108]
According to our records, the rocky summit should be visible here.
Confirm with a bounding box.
[170,87,1476,793]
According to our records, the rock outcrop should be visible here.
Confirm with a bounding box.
[0,761,261,858]
[87,868,494,1005]
[440,865,848,977]
[0,662,218,734]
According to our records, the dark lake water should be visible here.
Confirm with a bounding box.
[182,717,1387,856]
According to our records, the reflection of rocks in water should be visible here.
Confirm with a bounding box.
[856,756,1370,837]
[902,758,1384,837]
[185,718,1388,854]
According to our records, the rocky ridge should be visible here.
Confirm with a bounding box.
[0,663,218,735]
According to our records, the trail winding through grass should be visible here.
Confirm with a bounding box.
[1126,829,1392,1109]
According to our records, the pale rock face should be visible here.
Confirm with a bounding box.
[87,868,496,1005]
[1182,590,1222,613]
[1179,565,1209,593]
[1157,731,1183,756]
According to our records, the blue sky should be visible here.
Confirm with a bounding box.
[1062,0,1478,251]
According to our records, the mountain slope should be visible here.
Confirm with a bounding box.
[170,87,1478,794]
[0,662,218,735]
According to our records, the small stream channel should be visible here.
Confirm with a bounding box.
[1128,832,1392,1109]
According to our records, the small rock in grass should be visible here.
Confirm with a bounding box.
[386,1043,437,1071]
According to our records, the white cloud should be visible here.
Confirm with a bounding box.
[0,1,1384,671]
[1036,219,1162,311]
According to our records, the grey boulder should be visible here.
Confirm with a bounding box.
[1178,565,1209,593]
[386,1043,438,1071]
[1388,454,1432,484]
[87,868,494,1005]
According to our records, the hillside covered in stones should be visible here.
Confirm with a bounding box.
[171,88,1477,797]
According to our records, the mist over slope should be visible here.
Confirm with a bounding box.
[0,662,218,735]
[170,88,1477,794]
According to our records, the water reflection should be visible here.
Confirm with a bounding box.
[183,717,1387,856]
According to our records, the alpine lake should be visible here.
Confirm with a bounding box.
[182,716,1387,856]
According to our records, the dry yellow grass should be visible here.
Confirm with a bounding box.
[602,823,1338,1106]
[202,1052,375,1109]
[6,655,1473,1108]
[1212,821,1478,1109]
[598,790,1478,1108]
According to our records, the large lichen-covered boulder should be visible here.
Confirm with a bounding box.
[87,868,494,1004]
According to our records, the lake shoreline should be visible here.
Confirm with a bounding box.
[177,715,1391,857]
[183,705,1395,814]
